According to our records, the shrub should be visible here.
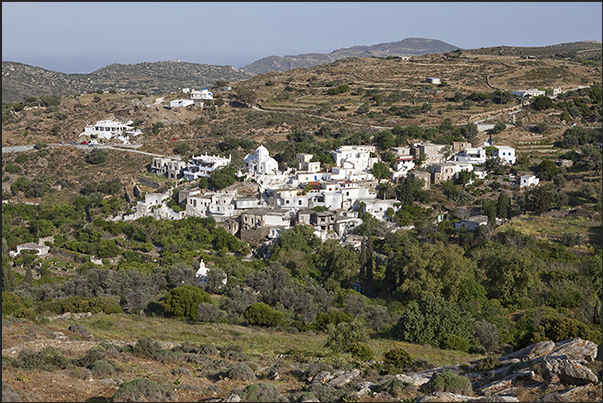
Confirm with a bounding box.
[14,347,70,371]
[112,378,171,402]
[440,333,470,352]
[131,337,162,359]
[244,302,286,327]
[77,347,106,367]
[421,371,473,395]
[348,342,374,361]
[532,316,602,345]
[199,343,220,355]
[2,292,25,316]
[238,382,281,402]
[474,356,500,372]
[383,347,414,370]
[312,310,354,332]
[163,285,212,320]
[227,363,257,381]
[90,359,115,378]
[372,376,416,397]
[85,148,108,164]
[197,302,225,323]
[305,383,345,402]
[324,321,369,353]
[473,320,500,353]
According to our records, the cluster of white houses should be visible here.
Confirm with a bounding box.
[119,139,539,248]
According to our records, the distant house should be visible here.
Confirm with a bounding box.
[511,89,545,98]
[10,242,50,257]
[519,175,540,188]
[455,215,488,232]
[170,99,194,108]
[190,88,213,101]
[426,77,441,84]
[429,162,458,185]
[243,145,279,176]
[79,119,142,143]
[151,157,187,179]
[492,146,516,165]
[182,153,232,180]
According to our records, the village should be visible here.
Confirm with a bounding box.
[81,116,542,255]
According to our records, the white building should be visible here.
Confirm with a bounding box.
[455,215,489,232]
[10,242,50,258]
[80,119,142,143]
[170,99,194,108]
[391,156,415,180]
[331,145,378,171]
[426,77,441,84]
[243,145,279,176]
[453,147,487,165]
[354,198,399,220]
[511,89,546,98]
[519,175,540,188]
[492,146,516,165]
[151,157,187,179]
[190,88,213,101]
[183,153,232,181]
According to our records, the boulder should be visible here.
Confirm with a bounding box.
[223,394,241,402]
[536,383,603,402]
[310,371,334,384]
[547,338,598,362]
[498,340,555,362]
[477,370,535,394]
[541,357,599,385]
[327,368,361,388]
[395,373,432,387]
[417,391,479,402]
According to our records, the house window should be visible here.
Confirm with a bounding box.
[299,200,302,205]
[286,200,289,204]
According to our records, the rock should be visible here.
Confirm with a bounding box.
[327,368,361,388]
[267,366,279,380]
[474,396,519,402]
[223,394,241,402]
[417,391,479,402]
[547,338,598,362]
[541,357,599,385]
[2,388,22,402]
[497,358,521,366]
[311,371,334,384]
[477,370,535,394]
[536,383,603,402]
[395,373,432,387]
[498,340,555,362]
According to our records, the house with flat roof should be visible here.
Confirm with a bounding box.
[492,146,516,165]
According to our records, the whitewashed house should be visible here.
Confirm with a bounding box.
[453,147,487,165]
[170,99,194,108]
[354,198,399,220]
[80,119,142,143]
[511,89,546,98]
[519,175,540,188]
[455,215,489,232]
[183,153,232,181]
[331,145,378,172]
[492,146,516,165]
[190,88,213,101]
[10,242,50,257]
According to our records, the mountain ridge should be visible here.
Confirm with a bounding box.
[240,37,460,74]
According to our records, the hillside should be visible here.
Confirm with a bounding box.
[1,60,254,105]
[240,37,459,74]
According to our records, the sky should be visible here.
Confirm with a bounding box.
[2,2,602,74]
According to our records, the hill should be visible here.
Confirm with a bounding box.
[240,37,459,74]
[461,40,602,60]
[1,60,254,105]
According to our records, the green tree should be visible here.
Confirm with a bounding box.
[317,240,359,288]
[173,142,190,155]
[530,185,553,215]
[530,95,554,111]
[85,149,108,164]
[392,295,474,347]
[492,123,507,134]
[208,165,236,190]
[537,159,558,181]
[496,192,510,219]
[244,302,286,327]
[371,161,390,182]
[163,285,212,320]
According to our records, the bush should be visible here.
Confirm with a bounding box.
[383,347,414,370]
[163,285,212,320]
[421,371,473,395]
[90,359,115,378]
[197,302,225,323]
[85,148,108,164]
[474,356,500,372]
[372,376,416,397]
[77,347,106,368]
[440,333,470,352]
[473,320,500,353]
[131,337,162,359]
[348,342,374,361]
[2,292,25,316]
[312,310,354,332]
[532,316,602,345]
[324,321,369,353]
[13,347,70,371]
[238,382,281,402]
[227,363,257,381]
[244,302,286,327]
[112,378,171,402]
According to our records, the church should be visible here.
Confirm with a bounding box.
[243,145,279,177]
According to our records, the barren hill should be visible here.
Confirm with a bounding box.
[240,37,459,74]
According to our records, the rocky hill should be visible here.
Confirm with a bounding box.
[240,37,459,74]
[1,60,254,104]
[461,40,602,60]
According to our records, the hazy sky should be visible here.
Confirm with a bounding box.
[2,2,602,73]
